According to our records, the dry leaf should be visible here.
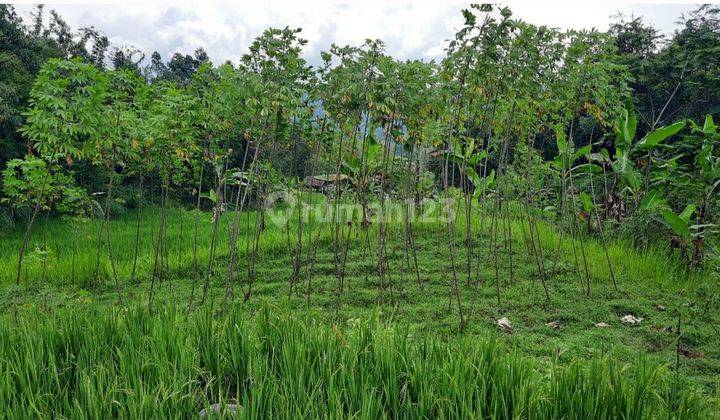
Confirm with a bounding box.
[496,317,512,332]
[678,346,704,359]
[594,322,609,328]
[546,320,562,329]
[620,315,643,325]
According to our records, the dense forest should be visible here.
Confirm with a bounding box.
[0,3,719,417]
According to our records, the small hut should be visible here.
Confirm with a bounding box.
[304,174,348,192]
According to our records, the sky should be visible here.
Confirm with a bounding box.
[12,1,701,67]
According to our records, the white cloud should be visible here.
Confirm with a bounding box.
[12,1,698,68]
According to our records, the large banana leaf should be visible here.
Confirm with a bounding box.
[635,121,686,151]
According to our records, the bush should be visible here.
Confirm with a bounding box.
[615,209,669,249]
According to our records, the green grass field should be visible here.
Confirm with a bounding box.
[0,203,718,417]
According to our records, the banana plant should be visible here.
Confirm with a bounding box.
[659,204,718,266]
[648,114,720,266]
[342,138,385,228]
[610,99,686,207]
[553,123,591,172]
[446,137,490,200]
[447,137,485,172]
[661,204,697,240]
[467,166,495,201]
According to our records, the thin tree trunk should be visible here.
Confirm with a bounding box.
[568,169,592,296]
[131,175,144,281]
[588,158,618,291]
[148,183,168,309]
[103,175,122,304]
[93,170,119,290]
[225,123,265,304]
[199,185,223,306]
[192,152,206,272]
[15,200,41,286]
[490,101,516,307]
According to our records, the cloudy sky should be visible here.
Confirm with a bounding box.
[13,1,701,67]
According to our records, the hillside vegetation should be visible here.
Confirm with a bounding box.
[1,4,719,418]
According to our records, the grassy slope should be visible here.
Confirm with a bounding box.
[0,203,718,411]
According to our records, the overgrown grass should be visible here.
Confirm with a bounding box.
[0,201,709,288]
[0,305,711,418]
[0,202,718,416]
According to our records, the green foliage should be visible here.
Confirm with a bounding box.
[661,206,693,239]
[611,6,720,126]
[144,83,201,184]
[19,58,107,162]
[1,4,110,166]
[1,155,90,216]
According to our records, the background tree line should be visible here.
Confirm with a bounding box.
[1,5,211,171]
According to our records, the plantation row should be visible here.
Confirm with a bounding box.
[2,6,717,320]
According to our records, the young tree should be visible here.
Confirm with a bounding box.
[88,69,147,296]
[2,156,89,284]
[15,58,105,286]
[145,82,200,306]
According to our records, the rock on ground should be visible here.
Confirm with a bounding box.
[199,403,239,418]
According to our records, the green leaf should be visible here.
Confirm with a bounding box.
[622,97,637,146]
[466,166,479,185]
[573,144,591,162]
[612,149,634,175]
[472,170,495,198]
[464,138,475,159]
[679,204,696,223]
[703,114,716,134]
[554,124,567,155]
[461,9,476,26]
[579,191,594,212]
[621,167,642,191]
[636,121,686,151]
[639,190,667,212]
[486,170,495,187]
[215,161,225,177]
[662,209,690,238]
[573,163,603,174]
